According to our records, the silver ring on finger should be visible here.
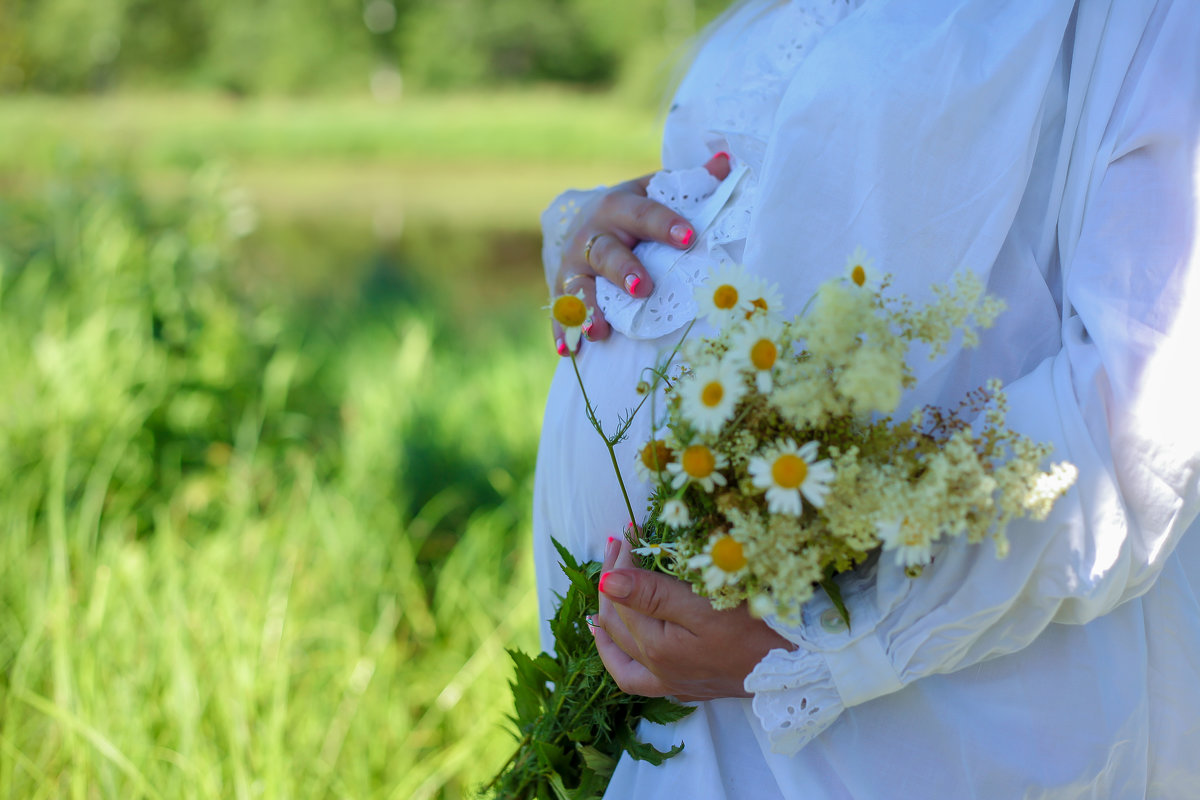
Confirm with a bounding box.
[583,233,604,268]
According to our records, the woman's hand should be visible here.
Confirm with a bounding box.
[591,536,792,701]
[552,152,731,355]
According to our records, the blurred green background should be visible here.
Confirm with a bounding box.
[0,1,727,797]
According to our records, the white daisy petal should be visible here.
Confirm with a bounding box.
[666,442,728,492]
[749,439,834,516]
[695,262,757,326]
[679,361,744,435]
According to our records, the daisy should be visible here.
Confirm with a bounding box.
[634,439,674,483]
[876,517,934,569]
[633,537,681,556]
[728,315,785,393]
[740,272,784,320]
[551,290,591,351]
[694,261,756,325]
[667,442,728,492]
[679,361,744,434]
[659,498,691,529]
[687,532,749,592]
[748,440,835,516]
[844,246,880,289]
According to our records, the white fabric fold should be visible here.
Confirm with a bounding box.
[595,164,748,339]
[534,0,1200,796]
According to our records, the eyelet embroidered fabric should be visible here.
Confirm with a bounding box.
[744,648,844,755]
[541,0,856,341]
[594,167,722,339]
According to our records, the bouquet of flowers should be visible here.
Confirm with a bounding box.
[486,252,1076,799]
[629,253,1077,623]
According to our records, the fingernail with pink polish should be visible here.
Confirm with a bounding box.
[605,536,619,561]
[624,274,641,296]
[556,337,568,357]
[598,571,632,600]
[670,224,694,247]
[583,322,594,340]
[713,151,731,161]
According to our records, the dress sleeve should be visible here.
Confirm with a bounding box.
[745,1,1200,756]
[539,187,607,294]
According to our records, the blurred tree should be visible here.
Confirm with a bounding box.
[0,0,735,94]
[397,0,614,88]
[6,0,125,91]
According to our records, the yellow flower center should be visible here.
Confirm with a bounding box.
[700,381,724,408]
[771,453,808,489]
[640,440,672,472]
[750,339,777,370]
[552,294,588,327]
[712,284,739,310]
[851,265,866,286]
[681,445,716,479]
[744,297,769,319]
[711,536,747,573]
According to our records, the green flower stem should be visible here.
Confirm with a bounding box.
[570,352,641,537]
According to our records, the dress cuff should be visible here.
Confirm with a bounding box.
[744,568,906,753]
[744,646,844,755]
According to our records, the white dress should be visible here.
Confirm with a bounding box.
[533,0,1200,797]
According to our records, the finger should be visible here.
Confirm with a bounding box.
[603,192,697,252]
[704,151,732,180]
[550,320,568,357]
[600,559,713,631]
[596,534,622,622]
[603,539,671,658]
[592,624,672,697]
[574,230,656,300]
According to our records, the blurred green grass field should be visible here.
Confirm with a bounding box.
[0,91,655,798]
[0,90,660,228]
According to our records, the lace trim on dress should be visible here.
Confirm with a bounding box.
[596,166,729,339]
[744,647,844,756]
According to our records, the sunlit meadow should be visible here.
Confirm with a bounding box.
[0,92,659,798]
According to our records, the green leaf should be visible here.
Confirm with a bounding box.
[547,773,575,800]
[534,741,569,773]
[566,724,592,743]
[577,744,617,780]
[534,652,564,684]
[617,727,685,766]
[561,561,599,608]
[819,577,852,632]
[636,696,697,726]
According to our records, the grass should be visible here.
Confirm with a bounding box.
[0,89,663,228]
[0,148,558,797]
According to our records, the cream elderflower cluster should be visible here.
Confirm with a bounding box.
[626,255,1074,623]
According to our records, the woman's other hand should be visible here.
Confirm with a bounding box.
[552,152,731,355]
[592,536,791,701]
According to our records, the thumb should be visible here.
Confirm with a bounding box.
[598,568,709,626]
